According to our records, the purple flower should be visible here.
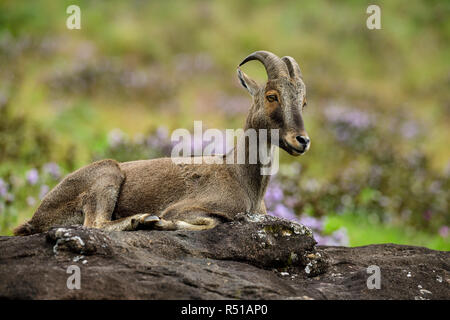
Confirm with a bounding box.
[422,210,432,221]
[121,70,149,89]
[0,178,7,197]
[39,185,50,200]
[26,169,39,185]
[265,183,284,208]
[133,133,145,145]
[299,216,324,232]
[302,179,320,193]
[439,226,449,238]
[324,105,374,129]
[215,94,247,117]
[4,193,14,203]
[428,181,442,194]
[175,53,214,76]
[146,127,173,156]
[269,203,299,222]
[400,121,420,139]
[444,161,450,177]
[146,135,159,149]
[26,196,36,207]
[331,228,349,246]
[285,196,298,208]
[108,128,127,148]
[314,228,349,246]
[155,126,169,141]
[191,133,206,156]
[43,162,61,180]
[313,234,327,245]
[346,111,372,129]
[320,237,341,246]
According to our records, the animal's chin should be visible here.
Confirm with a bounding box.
[287,147,304,156]
[280,140,306,156]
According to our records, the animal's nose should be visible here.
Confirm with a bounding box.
[296,135,310,148]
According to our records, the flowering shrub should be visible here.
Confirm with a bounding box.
[265,164,350,246]
[94,127,175,162]
[0,163,63,232]
[315,104,449,231]
[262,103,448,244]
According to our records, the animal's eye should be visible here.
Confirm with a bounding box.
[267,95,278,102]
[303,98,307,109]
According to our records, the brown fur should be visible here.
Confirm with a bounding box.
[14,51,309,235]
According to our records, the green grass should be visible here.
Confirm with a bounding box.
[324,213,450,251]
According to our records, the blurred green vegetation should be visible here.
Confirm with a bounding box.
[325,213,450,250]
[0,0,448,249]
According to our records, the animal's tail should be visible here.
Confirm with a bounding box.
[13,220,35,236]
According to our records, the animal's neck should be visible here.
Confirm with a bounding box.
[225,108,272,212]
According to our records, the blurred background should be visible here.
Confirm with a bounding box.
[0,0,448,249]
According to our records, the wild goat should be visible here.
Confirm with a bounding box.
[14,51,309,235]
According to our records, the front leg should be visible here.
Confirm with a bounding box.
[97,214,218,232]
[97,214,160,231]
[100,199,224,232]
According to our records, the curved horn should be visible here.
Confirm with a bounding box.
[281,56,303,80]
[238,51,288,80]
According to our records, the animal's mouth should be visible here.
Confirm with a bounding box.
[287,143,306,155]
[281,139,308,156]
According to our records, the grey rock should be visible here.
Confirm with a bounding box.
[0,214,448,299]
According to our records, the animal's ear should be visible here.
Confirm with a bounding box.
[237,68,259,96]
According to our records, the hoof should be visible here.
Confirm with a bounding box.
[144,215,160,223]
[132,214,161,230]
